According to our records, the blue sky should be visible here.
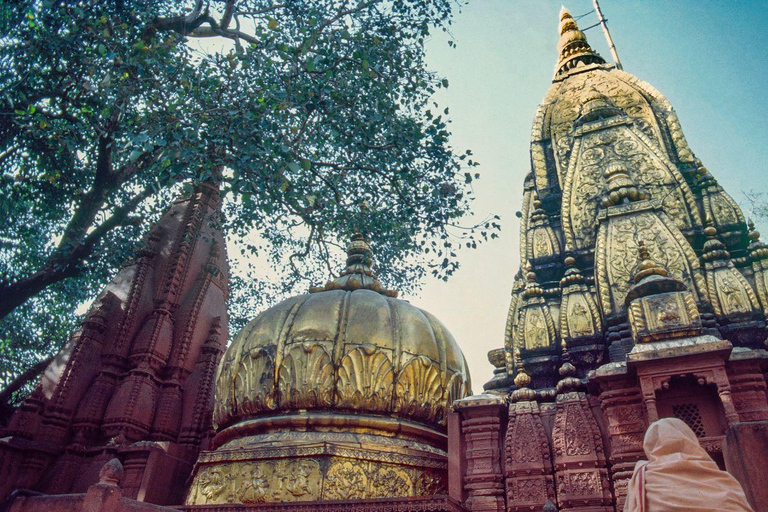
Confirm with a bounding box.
[406,1,768,390]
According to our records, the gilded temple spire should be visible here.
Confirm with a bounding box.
[555,6,606,77]
[311,233,398,297]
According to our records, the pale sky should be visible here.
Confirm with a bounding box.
[404,1,768,392]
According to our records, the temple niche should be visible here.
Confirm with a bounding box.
[2,6,768,512]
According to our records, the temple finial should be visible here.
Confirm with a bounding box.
[310,233,397,297]
[555,5,606,78]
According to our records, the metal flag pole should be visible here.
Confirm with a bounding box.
[592,0,623,70]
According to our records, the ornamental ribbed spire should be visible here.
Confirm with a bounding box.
[310,233,398,296]
[556,6,606,77]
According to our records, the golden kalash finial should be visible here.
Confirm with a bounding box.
[511,347,536,402]
[556,6,606,77]
[310,233,398,297]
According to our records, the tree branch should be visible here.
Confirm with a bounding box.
[0,184,154,320]
[0,355,54,408]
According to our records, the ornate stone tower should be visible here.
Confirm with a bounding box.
[451,8,768,512]
[185,234,471,506]
[0,182,229,506]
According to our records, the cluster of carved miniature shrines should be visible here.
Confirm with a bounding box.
[1,7,767,512]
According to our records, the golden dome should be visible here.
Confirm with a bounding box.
[213,235,471,432]
[189,235,471,506]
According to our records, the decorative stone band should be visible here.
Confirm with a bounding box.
[212,412,447,450]
[177,495,467,512]
[188,413,452,505]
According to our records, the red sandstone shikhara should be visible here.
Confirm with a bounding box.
[2,7,768,512]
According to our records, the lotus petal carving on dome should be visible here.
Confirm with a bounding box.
[277,343,334,409]
[336,345,394,412]
[444,373,468,417]
[394,355,444,424]
[234,347,276,416]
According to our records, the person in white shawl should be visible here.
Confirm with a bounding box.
[624,417,753,512]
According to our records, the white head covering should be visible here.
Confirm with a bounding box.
[624,417,753,512]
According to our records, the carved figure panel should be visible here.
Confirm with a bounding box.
[706,265,760,319]
[627,289,701,343]
[560,291,601,341]
[369,466,414,498]
[189,459,322,505]
[323,461,372,501]
[752,261,768,315]
[520,303,557,351]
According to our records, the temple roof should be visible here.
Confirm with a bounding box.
[487,7,767,394]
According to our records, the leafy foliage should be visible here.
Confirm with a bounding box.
[0,0,498,397]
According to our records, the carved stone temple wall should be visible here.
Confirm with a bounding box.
[454,8,768,512]
[0,182,229,506]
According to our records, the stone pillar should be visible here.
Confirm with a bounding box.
[504,400,555,511]
[447,411,466,503]
[551,391,613,512]
[593,371,645,511]
[724,421,768,512]
[455,394,506,512]
[727,355,768,422]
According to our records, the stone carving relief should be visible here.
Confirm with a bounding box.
[505,401,555,511]
[550,392,612,509]
[413,471,447,496]
[595,209,705,318]
[561,403,593,457]
[562,124,699,252]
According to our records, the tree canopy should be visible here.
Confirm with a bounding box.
[0,0,499,401]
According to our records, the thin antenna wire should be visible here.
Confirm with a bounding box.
[592,0,623,70]
[574,10,594,21]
